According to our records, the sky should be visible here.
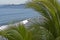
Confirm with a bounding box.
[0,0,59,5]
[0,0,28,5]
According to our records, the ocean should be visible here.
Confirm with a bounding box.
[0,5,40,26]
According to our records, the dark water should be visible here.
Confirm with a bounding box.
[0,8,40,25]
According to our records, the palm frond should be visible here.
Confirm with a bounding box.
[0,24,32,40]
[27,0,60,39]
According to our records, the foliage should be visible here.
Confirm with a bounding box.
[0,24,32,40]
[27,0,60,40]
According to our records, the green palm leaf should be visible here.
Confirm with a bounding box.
[27,0,60,39]
[0,24,32,40]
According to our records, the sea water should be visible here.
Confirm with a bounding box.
[0,8,40,25]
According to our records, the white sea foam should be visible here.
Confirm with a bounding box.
[0,20,28,30]
[0,25,8,30]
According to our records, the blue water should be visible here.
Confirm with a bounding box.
[0,8,40,25]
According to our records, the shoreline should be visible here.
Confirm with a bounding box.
[0,19,29,30]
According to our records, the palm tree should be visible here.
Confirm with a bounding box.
[27,0,60,40]
[0,24,32,40]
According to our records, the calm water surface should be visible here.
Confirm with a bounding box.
[0,8,40,25]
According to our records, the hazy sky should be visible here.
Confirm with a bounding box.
[0,0,59,5]
[0,0,28,5]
